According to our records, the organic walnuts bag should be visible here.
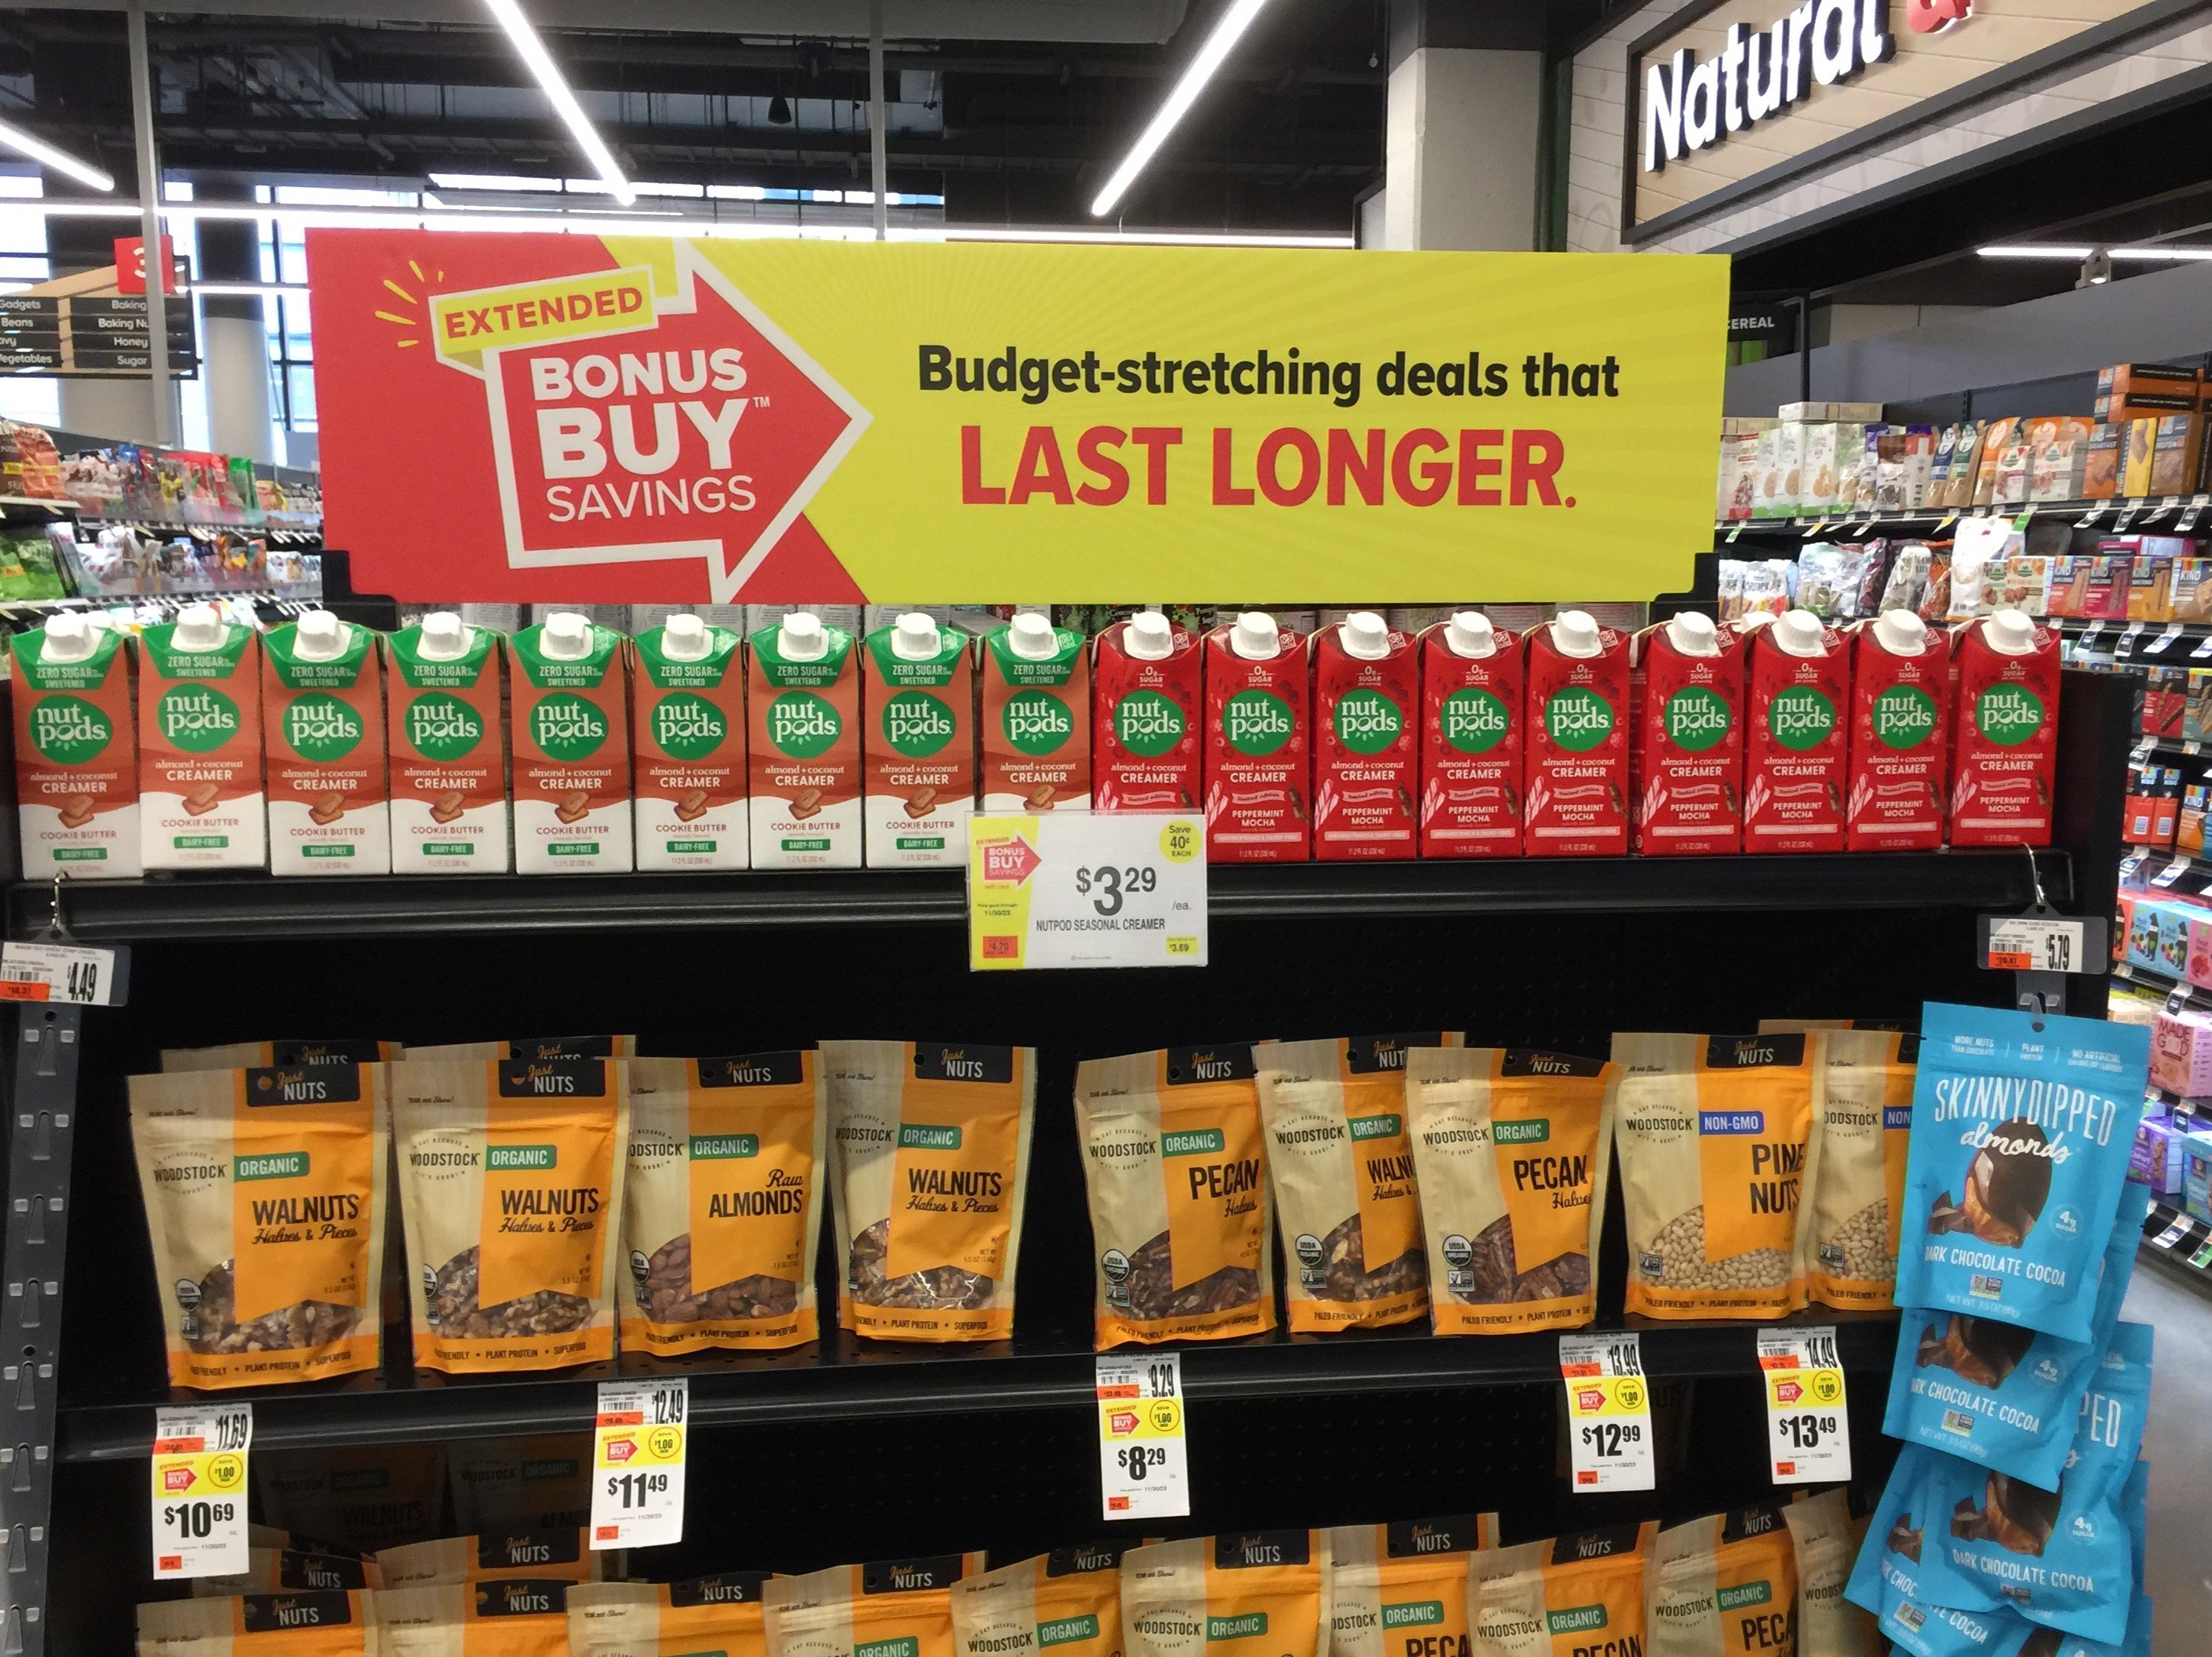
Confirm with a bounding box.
[822,1042,1035,1342]
[1074,1045,1276,1348]
[137,1592,377,1656]
[372,1579,572,1655]
[1467,1523,1654,1657]
[1325,1516,1495,1657]
[1805,1029,1916,1311]
[1402,1047,1614,1334]
[1642,1502,1798,1657]
[1610,1032,1823,1319]
[130,1063,389,1389]
[390,1058,628,1373]
[1254,1034,1454,1332]
[622,1053,827,1354]
[1123,1532,1327,1657]
[766,1555,985,1657]
[953,1548,1126,1657]
[570,1575,774,1657]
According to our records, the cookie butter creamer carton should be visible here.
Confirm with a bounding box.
[10,613,139,878]
[1630,610,1743,856]
[749,612,860,868]
[1949,608,2060,847]
[1744,610,1848,853]
[982,613,1090,813]
[1203,610,1310,862]
[263,610,389,875]
[1523,609,1627,856]
[510,610,632,875]
[139,603,266,870]
[631,613,747,871]
[1312,611,1417,860]
[1846,610,1948,850]
[1094,611,1200,812]
[1418,612,1521,857]
[863,613,975,868]
[387,612,508,875]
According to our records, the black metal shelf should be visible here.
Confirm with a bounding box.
[2142,1200,2212,1285]
[1716,492,2206,538]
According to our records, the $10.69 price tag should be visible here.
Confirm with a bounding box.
[1560,1333,1654,1493]
[1098,1352,1189,1521]
[1759,1327,1851,1484]
[151,1403,250,1579]
[592,1378,687,1550]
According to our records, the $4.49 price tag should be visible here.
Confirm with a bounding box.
[591,1378,687,1550]
[151,1403,250,1579]
[1759,1327,1851,1484]
[1097,1351,1189,1521]
[1560,1333,1654,1493]
[0,938,128,1004]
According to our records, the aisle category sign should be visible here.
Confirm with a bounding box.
[151,1403,250,1579]
[310,231,1727,604]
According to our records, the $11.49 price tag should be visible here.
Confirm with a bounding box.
[591,1378,687,1550]
[151,1403,250,1579]
[1759,1327,1851,1484]
[1560,1333,1654,1493]
[1098,1351,1189,1521]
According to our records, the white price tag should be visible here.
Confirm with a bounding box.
[1560,1333,1654,1493]
[1098,1352,1189,1520]
[151,1404,250,1579]
[969,812,1206,970]
[591,1379,687,1550]
[2183,493,2210,533]
[0,938,126,1005]
[1986,917,2086,973]
[1758,1327,1851,1484]
[2152,1218,2189,1250]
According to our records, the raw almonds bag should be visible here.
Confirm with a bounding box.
[373,1530,601,1590]
[1325,1516,1496,1657]
[953,1548,1126,1657]
[1643,1501,1798,1657]
[622,1052,827,1354]
[1805,1029,1916,1311]
[570,1575,774,1657]
[1402,1047,1615,1334]
[371,1579,572,1656]
[1783,1487,1882,1657]
[1074,1044,1276,1348]
[137,1592,379,1656]
[1609,1032,1824,1320]
[1123,1532,1328,1657]
[766,1555,985,1657]
[1467,1523,1655,1657]
[130,1062,389,1388]
[822,1041,1036,1342]
[389,1058,629,1373]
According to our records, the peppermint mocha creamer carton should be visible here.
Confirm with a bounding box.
[1093,611,1201,812]
[1418,612,1521,857]
[1630,611,1743,856]
[862,612,974,868]
[1744,609,1848,853]
[1203,610,1310,862]
[11,613,139,878]
[631,613,747,871]
[982,613,1091,813]
[748,611,862,868]
[509,611,632,875]
[139,604,266,870]
[1523,609,1628,856]
[1311,611,1418,860]
[386,613,508,874]
[1846,610,1948,850]
[263,610,390,875]
[1949,609,2060,847]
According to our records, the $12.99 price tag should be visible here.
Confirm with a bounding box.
[1759,1327,1851,1484]
[1097,1351,1189,1521]
[1560,1333,1654,1493]
[591,1378,687,1550]
[151,1403,250,1579]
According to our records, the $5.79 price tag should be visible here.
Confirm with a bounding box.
[1560,1333,1654,1493]
[591,1378,687,1550]
[1098,1352,1189,1521]
[1982,915,2091,974]
[1759,1327,1851,1484]
[151,1403,250,1579]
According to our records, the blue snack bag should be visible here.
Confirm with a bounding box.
[1894,1004,2149,1342]
[1845,1443,1944,1618]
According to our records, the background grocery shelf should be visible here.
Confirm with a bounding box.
[2143,1200,2212,1278]
[1714,493,2208,537]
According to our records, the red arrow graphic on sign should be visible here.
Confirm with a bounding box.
[982,837,1043,884]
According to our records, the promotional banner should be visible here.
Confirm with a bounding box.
[310,231,1726,603]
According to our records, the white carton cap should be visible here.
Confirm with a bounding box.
[1873,610,1928,656]
[892,611,942,660]
[1665,611,1720,657]
[172,602,226,651]
[1549,608,1601,659]
[1443,611,1496,659]
[1341,610,1390,660]
[419,610,471,661]
[293,609,347,661]
[1009,613,1059,660]
[1771,609,1827,657]
[1984,608,2038,656]
[541,610,592,659]
[40,610,96,663]
[662,613,710,660]
[777,610,828,661]
[1126,611,1175,660]
[1231,610,1282,660]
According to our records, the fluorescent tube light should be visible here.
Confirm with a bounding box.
[1091,0,1274,217]
[480,0,634,206]
[1980,243,2212,262]
[0,116,114,192]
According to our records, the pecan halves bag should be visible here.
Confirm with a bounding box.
[822,1042,1036,1342]
[1466,1523,1654,1657]
[1642,1501,1798,1657]
[130,1063,389,1389]
[137,1591,376,1656]
[766,1555,985,1657]
[1783,1487,1882,1657]
[1402,1047,1614,1336]
[1124,1532,1328,1657]
[389,1058,628,1373]
[623,1053,828,1354]
[570,1574,774,1657]
[1805,1028,1916,1312]
[954,1547,1126,1657]
[1325,1516,1495,1657]
[1074,1044,1276,1348]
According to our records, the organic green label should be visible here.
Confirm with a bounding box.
[233,1152,309,1181]
[767,691,842,758]
[1441,687,1510,755]
[1767,684,1836,752]
[488,1145,557,1170]
[1114,690,1185,756]
[1493,1118,1550,1144]
[899,1124,961,1150]
[882,690,957,758]
[1547,1607,1605,1635]
[1208,1616,1267,1642]
[1163,1128,1224,1155]
[1716,1583,1771,1612]
[156,685,241,753]
[1870,684,1938,750]
[1381,1603,1444,1630]
[1975,685,2045,747]
[29,695,112,764]
[652,691,727,760]
[530,693,608,761]
[1040,1617,1100,1647]
[1332,687,1402,755]
[282,692,364,761]
[404,692,484,761]
[1544,687,1613,752]
[1002,688,1074,755]
[690,1135,759,1160]
[1348,1113,1402,1141]
[857,1640,918,1657]
[1223,688,1295,756]
[1663,686,1731,752]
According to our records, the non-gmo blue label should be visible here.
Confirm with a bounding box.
[1699,1110,1766,1135]
[1885,1105,1912,1131]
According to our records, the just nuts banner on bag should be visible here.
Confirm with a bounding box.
[309,232,1726,604]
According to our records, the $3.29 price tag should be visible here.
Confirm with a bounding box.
[1560,1333,1654,1493]
[969,812,1207,970]
[1097,1352,1189,1521]
[1759,1327,1851,1484]
[591,1378,687,1550]
[151,1403,250,1579]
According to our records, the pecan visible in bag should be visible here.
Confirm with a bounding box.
[186,1259,360,1354]
[427,1245,594,1336]
[1120,1229,1259,1320]
[632,1233,798,1322]
[848,1216,992,1311]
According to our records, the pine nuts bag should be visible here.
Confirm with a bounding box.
[1402,1047,1615,1334]
[1325,1516,1495,1657]
[137,1592,379,1655]
[1254,1034,1455,1332]
[130,1063,389,1389]
[373,1529,601,1589]
[371,1580,572,1655]
[1643,1501,1798,1657]
[570,1575,774,1657]
[766,1555,986,1657]
[404,1037,636,1062]
[1074,1045,1276,1348]
[1805,1029,1916,1311]
[389,1058,629,1373]
[161,1040,401,1071]
[1467,1523,1655,1657]
[1123,1532,1328,1657]
[1782,1488,1881,1657]
[953,1548,1126,1657]
[622,1053,828,1354]
[1609,1033,1824,1320]
[822,1042,1036,1342]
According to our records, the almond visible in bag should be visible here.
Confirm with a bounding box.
[1806,1029,1915,1311]
[138,1592,375,1656]
[372,1579,572,1655]
[1467,1524,1654,1657]
[375,1529,601,1589]
[1644,1502,1798,1657]
[1326,1517,1495,1657]
[570,1574,773,1657]
[1124,1532,1327,1657]
[767,1556,985,1657]
[954,1548,1126,1657]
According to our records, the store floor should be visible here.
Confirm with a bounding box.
[2123,1255,2212,1655]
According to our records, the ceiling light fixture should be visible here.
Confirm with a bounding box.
[0,116,115,192]
[479,0,634,205]
[1091,0,1275,217]
[2078,247,2112,288]
[1980,242,2212,262]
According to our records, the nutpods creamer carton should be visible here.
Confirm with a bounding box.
[1418,613,1520,857]
[981,614,1090,812]
[1523,610,1627,856]
[1744,610,1848,853]
[748,612,861,868]
[1312,611,1416,860]
[509,611,632,875]
[262,611,390,875]
[1846,611,1948,850]
[631,614,747,871]
[10,614,139,878]
[1203,611,1310,862]
[1093,611,1200,811]
[1630,612,1743,856]
[138,604,266,870]
[1949,610,2060,847]
[387,613,508,874]
[862,613,973,868]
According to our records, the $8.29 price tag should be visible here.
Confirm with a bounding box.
[1560,1333,1654,1493]
[1759,1327,1851,1484]
[591,1378,687,1550]
[151,1403,250,1579]
[1098,1352,1189,1521]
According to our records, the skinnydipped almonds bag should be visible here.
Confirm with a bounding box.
[1254,1034,1458,1332]
[371,1579,571,1655]
[1783,1488,1881,1657]
[1610,1033,1823,1320]
[1467,1523,1656,1657]
[954,1548,1126,1657]
[389,1059,628,1373]
[374,1530,601,1590]
[1326,1517,1495,1657]
[766,1556,985,1657]
[1807,1028,1916,1312]
[622,1053,827,1354]
[570,1575,773,1657]
[1123,1533,1327,1657]
[1402,1047,1614,1335]
[822,1042,1035,1342]
[137,1592,378,1656]
[1074,1044,1276,1348]
[1642,1502,1798,1657]
[130,1063,388,1389]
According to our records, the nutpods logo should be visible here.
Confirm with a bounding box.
[651,690,727,760]
[1441,686,1510,754]
[1224,688,1295,756]
[1766,684,1836,751]
[406,691,484,761]
[883,690,956,757]
[283,692,365,762]
[767,690,841,758]
[1976,685,2044,747]
[1003,688,1074,755]
[1873,684,1937,750]
[1114,689,1184,756]
[1664,685,1731,752]
[530,692,608,761]
[1332,687,1402,755]
[156,685,241,754]
[29,694,111,764]
[1544,687,1613,752]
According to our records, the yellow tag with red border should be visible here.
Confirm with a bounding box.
[1759,1326,1851,1483]
[592,1378,687,1550]
[1560,1333,1654,1493]
[150,1403,250,1579]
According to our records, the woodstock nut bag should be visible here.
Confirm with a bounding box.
[257,1446,444,1554]
[137,1592,377,1656]
[1610,1033,1823,1320]
[822,1041,1035,1342]
[404,1038,637,1062]
[1123,1533,1327,1657]
[622,1053,827,1354]
[389,1059,629,1373]
[1893,1004,2149,1344]
[954,1548,1126,1657]
[371,1579,572,1655]
[1466,1523,1655,1657]
[1783,1488,1881,1657]
[447,1437,592,1535]
[570,1574,774,1657]
[766,1556,985,1657]
[1402,1047,1614,1336]
[1806,1028,1916,1312]
[161,1040,398,1072]
[1642,1502,1797,1657]
[1074,1045,1276,1347]
[1253,1034,1455,1332]
[1325,1517,1495,1657]
[375,1530,600,1589]
[130,1064,388,1390]
[193,1545,379,1598]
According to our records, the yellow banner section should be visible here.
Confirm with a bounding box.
[432,266,658,371]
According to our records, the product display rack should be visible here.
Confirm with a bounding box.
[1714,493,2211,538]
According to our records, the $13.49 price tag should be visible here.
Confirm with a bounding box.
[1560,1333,1654,1493]
[1098,1351,1189,1521]
[591,1378,687,1550]
[151,1403,250,1579]
[1759,1327,1851,1484]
